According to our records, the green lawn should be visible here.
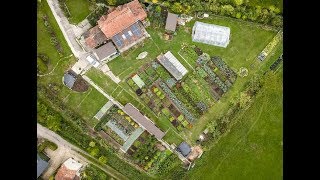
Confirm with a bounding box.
[105,15,280,144]
[37,1,108,128]
[186,67,283,180]
[65,0,91,24]
[187,38,283,143]
[108,39,163,80]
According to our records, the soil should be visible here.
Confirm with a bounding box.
[194,46,203,56]
[171,120,179,127]
[169,104,181,117]
[72,76,89,92]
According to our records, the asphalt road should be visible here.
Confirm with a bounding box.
[37,123,128,180]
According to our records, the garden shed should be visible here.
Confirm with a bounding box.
[37,154,49,178]
[63,71,76,89]
[165,12,178,32]
[157,51,188,80]
[177,142,191,157]
[192,21,230,48]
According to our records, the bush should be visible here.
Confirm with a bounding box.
[37,139,58,152]
[37,57,48,74]
[88,6,108,26]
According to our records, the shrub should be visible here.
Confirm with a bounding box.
[37,57,48,74]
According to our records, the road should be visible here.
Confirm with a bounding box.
[46,0,121,83]
[37,123,128,180]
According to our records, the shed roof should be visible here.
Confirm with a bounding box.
[165,12,178,31]
[177,142,191,157]
[192,21,230,48]
[93,42,117,61]
[157,51,188,80]
[63,72,76,89]
[37,154,49,178]
[122,103,165,140]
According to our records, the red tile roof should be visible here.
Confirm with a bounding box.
[84,25,108,49]
[98,0,147,38]
[55,165,77,180]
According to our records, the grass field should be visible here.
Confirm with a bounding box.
[186,67,283,180]
[64,0,91,24]
[105,15,280,145]
[37,1,108,128]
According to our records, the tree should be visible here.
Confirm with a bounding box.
[89,141,95,147]
[207,120,217,133]
[98,156,107,164]
[233,0,243,6]
[236,12,241,19]
[107,0,116,6]
[239,92,251,108]
[271,15,283,27]
[89,147,100,157]
[222,5,235,16]
[171,2,183,13]
[155,5,161,13]
[46,115,61,132]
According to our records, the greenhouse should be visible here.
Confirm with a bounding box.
[192,21,230,48]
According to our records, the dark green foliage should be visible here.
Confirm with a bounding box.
[132,135,158,166]
[94,105,118,131]
[42,15,64,54]
[37,87,150,179]
[87,6,108,26]
[37,139,58,152]
[161,0,282,27]
[81,164,112,180]
[37,57,48,74]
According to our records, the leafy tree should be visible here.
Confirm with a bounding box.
[46,115,61,131]
[271,15,283,27]
[155,5,161,13]
[222,5,235,16]
[236,12,241,19]
[89,147,100,157]
[172,2,183,13]
[89,141,96,147]
[233,0,243,6]
[98,156,107,164]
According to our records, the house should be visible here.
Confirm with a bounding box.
[192,21,230,48]
[157,51,188,81]
[55,158,83,180]
[92,42,118,62]
[83,25,108,49]
[63,70,77,89]
[176,142,192,157]
[122,103,165,140]
[90,0,148,53]
[37,154,49,178]
[165,12,178,32]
